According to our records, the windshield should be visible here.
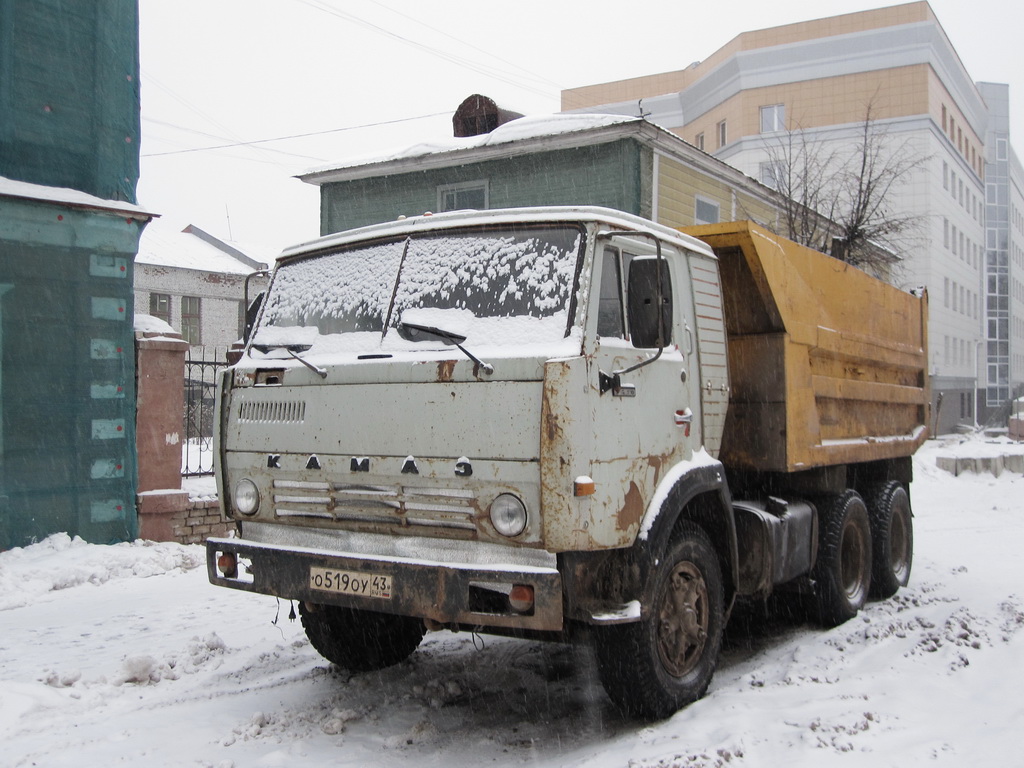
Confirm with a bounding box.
[252,225,584,356]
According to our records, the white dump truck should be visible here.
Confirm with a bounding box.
[208,206,928,719]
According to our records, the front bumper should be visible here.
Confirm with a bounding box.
[207,535,565,632]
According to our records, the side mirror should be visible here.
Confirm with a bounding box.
[627,257,672,349]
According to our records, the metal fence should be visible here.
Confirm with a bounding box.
[182,354,227,476]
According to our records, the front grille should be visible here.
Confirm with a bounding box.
[238,400,306,423]
[272,479,477,531]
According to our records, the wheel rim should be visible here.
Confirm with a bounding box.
[656,561,709,678]
[840,518,868,602]
[890,505,911,582]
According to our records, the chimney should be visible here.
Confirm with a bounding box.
[453,94,524,137]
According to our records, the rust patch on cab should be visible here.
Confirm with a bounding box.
[436,359,456,382]
[541,381,562,443]
[617,481,644,532]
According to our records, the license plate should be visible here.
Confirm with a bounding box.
[309,567,392,599]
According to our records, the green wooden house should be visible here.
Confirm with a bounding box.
[299,97,785,237]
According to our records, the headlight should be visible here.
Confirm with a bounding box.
[489,494,527,537]
[233,478,260,516]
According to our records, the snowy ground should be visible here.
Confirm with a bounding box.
[2,433,1022,767]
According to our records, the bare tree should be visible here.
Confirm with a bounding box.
[762,101,929,274]
[761,121,839,251]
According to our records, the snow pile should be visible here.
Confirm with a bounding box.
[928,432,1023,458]
[0,533,204,611]
[133,312,177,335]
[106,633,227,686]
[305,113,638,176]
[1,433,1023,766]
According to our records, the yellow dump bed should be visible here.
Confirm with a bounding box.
[682,221,929,474]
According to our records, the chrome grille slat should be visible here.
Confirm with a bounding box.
[275,480,330,490]
[404,501,472,514]
[271,478,478,531]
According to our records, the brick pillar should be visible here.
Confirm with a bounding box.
[135,329,190,540]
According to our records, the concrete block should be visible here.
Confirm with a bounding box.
[1004,454,1024,474]
[980,455,1004,477]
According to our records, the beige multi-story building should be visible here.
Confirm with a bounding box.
[563,1,1021,432]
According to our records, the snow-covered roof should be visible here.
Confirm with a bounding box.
[136,217,271,275]
[300,113,642,182]
[0,174,153,219]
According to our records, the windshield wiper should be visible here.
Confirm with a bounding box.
[398,321,494,375]
[250,343,327,378]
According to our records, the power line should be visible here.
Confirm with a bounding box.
[364,0,562,90]
[141,111,450,158]
[294,0,559,101]
[142,117,325,162]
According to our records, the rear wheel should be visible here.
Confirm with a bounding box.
[864,481,913,598]
[812,490,872,627]
[595,523,725,720]
[299,604,425,672]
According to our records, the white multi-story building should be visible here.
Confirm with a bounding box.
[563,2,1020,432]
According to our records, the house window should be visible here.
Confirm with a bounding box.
[695,132,704,151]
[695,197,720,225]
[438,180,488,212]
[237,300,247,339]
[149,293,171,325]
[181,296,201,345]
[717,120,727,148]
[759,104,785,133]
[759,160,786,189]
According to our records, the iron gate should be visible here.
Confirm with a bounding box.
[183,355,226,476]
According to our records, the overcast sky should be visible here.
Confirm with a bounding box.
[136,0,1024,253]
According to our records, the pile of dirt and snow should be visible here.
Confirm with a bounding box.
[1,433,1022,767]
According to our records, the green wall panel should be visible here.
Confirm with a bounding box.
[0,199,143,548]
[0,0,141,203]
[322,140,649,234]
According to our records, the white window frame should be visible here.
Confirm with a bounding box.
[695,196,720,225]
[759,104,785,133]
[437,180,489,212]
[759,159,787,189]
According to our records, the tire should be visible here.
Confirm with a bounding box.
[595,523,725,720]
[298,604,425,672]
[864,481,913,598]
[812,490,872,627]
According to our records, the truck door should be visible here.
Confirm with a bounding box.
[587,239,700,547]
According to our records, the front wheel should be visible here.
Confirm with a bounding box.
[299,603,425,672]
[595,523,725,720]
[812,490,872,627]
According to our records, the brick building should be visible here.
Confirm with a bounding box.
[134,218,270,361]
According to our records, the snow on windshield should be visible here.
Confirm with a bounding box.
[254,226,582,355]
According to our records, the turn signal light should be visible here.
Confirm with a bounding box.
[217,552,238,578]
[509,584,534,613]
[574,477,596,496]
